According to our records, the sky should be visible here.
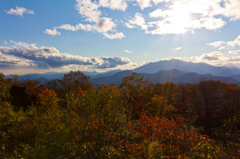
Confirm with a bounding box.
[1,0,240,75]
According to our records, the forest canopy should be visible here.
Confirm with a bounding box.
[1,71,240,158]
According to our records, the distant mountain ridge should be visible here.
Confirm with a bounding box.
[5,69,122,81]
[132,59,240,76]
[4,59,240,85]
[91,69,240,85]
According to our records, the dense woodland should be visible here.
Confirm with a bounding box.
[1,70,240,158]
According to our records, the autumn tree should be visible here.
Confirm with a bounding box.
[45,71,92,102]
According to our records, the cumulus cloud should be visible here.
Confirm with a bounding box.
[124,50,133,53]
[75,0,101,22]
[207,35,240,50]
[228,50,240,55]
[191,52,230,66]
[173,47,182,51]
[56,17,116,33]
[207,41,225,48]
[0,41,131,69]
[45,0,126,40]
[222,0,240,21]
[133,0,171,10]
[44,28,61,36]
[0,52,41,69]
[94,18,116,33]
[5,6,35,17]
[194,17,226,30]
[161,57,183,60]
[99,0,128,11]
[45,18,124,39]
[126,0,240,35]
[191,52,226,62]
[148,2,226,34]
[135,0,152,10]
[10,40,34,47]
[191,50,240,68]
[103,32,126,39]
[126,13,149,30]
[75,0,127,21]
[97,56,131,68]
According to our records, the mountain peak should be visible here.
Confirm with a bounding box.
[132,59,240,76]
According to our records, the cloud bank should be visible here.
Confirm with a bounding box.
[0,41,132,69]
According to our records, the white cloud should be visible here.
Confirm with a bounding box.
[222,0,240,21]
[149,9,172,18]
[192,52,225,61]
[0,41,131,69]
[207,35,240,50]
[135,0,152,10]
[99,0,128,11]
[173,47,182,51]
[103,32,125,39]
[75,0,101,22]
[126,13,149,30]
[56,23,94,32]
[4,41,7,45]
[191,51,230,66]
[56,17,116,33]
[95,18,117,33]
[0,52,37,69]
[127,0,240,35]
[10,40,34,47]
[147,1,227,35]
[207,41,225,48]
[190,51,240,66]
[161,57,183,60]
[45,0,126,40]
[133,0,172,10]
[124,50,133,53]
[44,28,61,36]
[75,0,128,22]
[228,50,240,55]
[193,17,226,30]
[5,6,35,17]
[53,17,124,39]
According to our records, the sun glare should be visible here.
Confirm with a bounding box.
[169,3,193,33]
[153,2,195,34]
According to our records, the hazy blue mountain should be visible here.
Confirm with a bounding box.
[143,69,187,84]
[132,59,240,76]
[6,70,122,81]
[91,69,240,86]
[177,73,239,84]
[6,72,68,80]
[91,70,144,86]
[230,74,240,81]
[91,69,122,79]
[6,71,99,81]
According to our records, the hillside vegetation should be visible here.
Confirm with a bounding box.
[1,71,240,158]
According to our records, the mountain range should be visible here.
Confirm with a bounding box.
[91,69,240,86]
[132,59,240,76]
[4,59,240,85]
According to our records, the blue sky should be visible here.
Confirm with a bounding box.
[1,0,240,75]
